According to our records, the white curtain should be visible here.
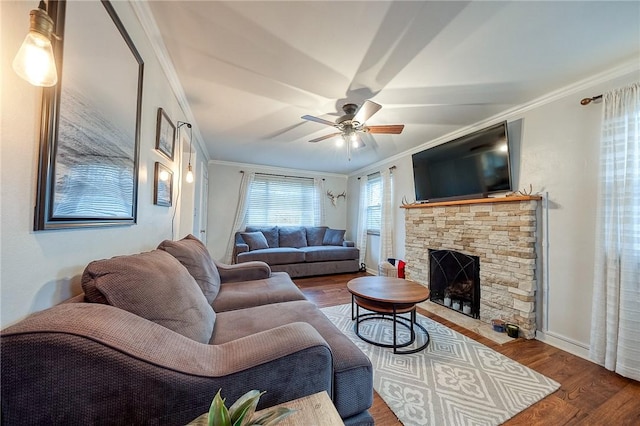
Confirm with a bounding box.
[356,176,368,266]
[590,82,640,381]
[379,168,394,263]
[314,178,325,226]
[224,171,255,263]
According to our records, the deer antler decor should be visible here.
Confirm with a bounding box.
[327,190,346,206]
[401,196,418,206]
[506,184,535,197]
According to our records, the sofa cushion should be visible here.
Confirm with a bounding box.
[245,226,279,248]
[278,227,307,248]
[81,250,215,344]
[323,228,345,246]
[157,234,221,304]
[300,246,359,262]
[212,271,306,312]
[305,226,328,246]
[240,231,270,251]
[237,247,305,265]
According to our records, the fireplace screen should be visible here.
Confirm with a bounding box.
[429,249,480,318]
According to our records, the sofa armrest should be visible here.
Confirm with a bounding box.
[214,260,271,283]
[1,303,333,424]
[343,240,355,247]
[233,243,249,263]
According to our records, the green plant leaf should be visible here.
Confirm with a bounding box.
[250,407,296,425]
[209,389,231,426]
[229,390,264,426]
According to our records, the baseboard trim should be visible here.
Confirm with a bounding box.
[535,330,590,361]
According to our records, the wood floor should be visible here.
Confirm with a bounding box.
[293,272,640,425]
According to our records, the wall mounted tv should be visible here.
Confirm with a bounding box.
[412,121,512,202]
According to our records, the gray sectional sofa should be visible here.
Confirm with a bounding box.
[234,226,360,277]
[1,235,373,425]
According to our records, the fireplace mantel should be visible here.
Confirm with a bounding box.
[401,195,542,209]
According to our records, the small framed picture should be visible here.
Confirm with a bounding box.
[155,108,175,160]
[154,162,173,207]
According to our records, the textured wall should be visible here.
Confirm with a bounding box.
[405,198,540,338]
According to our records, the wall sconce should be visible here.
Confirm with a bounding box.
[177,121,194,183]
[12,1,59,87]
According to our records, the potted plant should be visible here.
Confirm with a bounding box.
[188,389,295,426]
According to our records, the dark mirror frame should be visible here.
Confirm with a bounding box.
[34,0,144,230]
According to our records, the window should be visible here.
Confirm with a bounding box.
[245,174,321,226]
[366,173,382,234]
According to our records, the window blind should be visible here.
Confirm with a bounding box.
[366,173,382,232]
[245,174,320,226]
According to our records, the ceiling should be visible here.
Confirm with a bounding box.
[147,1,640,175]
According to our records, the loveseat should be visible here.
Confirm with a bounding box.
[1,235,373,425]
[234,226,360,277]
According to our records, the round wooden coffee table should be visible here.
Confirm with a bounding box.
[347,276,430,354]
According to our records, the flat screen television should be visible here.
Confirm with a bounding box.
[412,121,512,202]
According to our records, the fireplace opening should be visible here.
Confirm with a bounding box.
[429,249,480,319]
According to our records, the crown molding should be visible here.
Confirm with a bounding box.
[129,1,209,162]
[349,58,640,178]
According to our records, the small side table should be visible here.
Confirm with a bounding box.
[347,276,431,354]
[254,391,344,426]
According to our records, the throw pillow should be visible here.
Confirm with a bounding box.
[323,228,346,246]
[81,250,215,344]
[245,226,279,248]
[305,226,328,246]
[157,234,221,304]
[240,231,270,251]
[279,227,307,248]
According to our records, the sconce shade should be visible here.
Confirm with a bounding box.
[13,5,58,87]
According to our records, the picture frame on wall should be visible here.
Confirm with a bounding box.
[154,162,173,207]
[34,0,144,230]
[155,108,175,160]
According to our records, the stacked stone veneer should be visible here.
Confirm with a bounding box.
[404,198,540,338]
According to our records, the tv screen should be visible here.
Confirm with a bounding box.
[412,121,512,202]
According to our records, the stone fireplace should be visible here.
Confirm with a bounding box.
[403,196,540,338]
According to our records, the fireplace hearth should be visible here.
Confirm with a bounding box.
[429,249,480,318]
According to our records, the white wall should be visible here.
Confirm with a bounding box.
[347,63,639,357]
[206,161,348,262]
[0,1,207,327]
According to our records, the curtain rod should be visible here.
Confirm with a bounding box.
[580,94,602,105]
[239,170,317,180]
[358,165,396,180]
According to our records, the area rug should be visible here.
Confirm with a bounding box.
[321,304,559,426]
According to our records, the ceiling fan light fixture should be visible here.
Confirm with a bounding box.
[336,136,345,147]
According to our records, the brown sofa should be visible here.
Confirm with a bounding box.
[234,226,360,277]
[1,235,373,425]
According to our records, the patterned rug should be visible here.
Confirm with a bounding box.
[321,304,559,426]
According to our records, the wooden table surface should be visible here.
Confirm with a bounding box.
[347,276,430,304]
[254,391,344,426]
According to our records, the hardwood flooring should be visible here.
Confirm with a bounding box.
[293,272,640,425]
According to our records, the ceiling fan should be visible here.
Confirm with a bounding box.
[301,100,404,149]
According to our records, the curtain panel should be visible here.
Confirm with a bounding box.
[590,82,640,381]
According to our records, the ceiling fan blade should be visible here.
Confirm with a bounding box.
[308,132,342,143]
[366,124,405,134]
[353,100,382,125]
[301,115,337,127]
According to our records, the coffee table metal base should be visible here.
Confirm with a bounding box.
[351,296,430,354]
